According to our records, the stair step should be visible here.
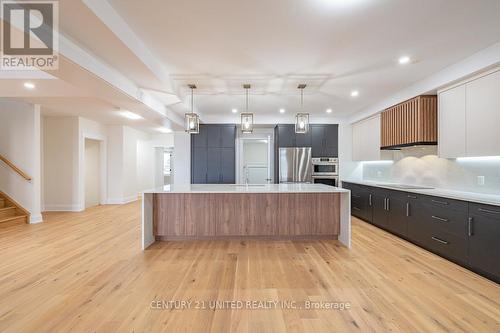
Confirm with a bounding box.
[0,215,27,225]
[0,206,16,219]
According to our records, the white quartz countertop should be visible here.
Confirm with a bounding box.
[144,183,350,194]
[342,180,500,207]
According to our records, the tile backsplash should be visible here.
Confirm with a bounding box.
[362,147,500,194]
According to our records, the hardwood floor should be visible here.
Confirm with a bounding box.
[0,201,498,332]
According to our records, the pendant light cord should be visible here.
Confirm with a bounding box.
[246,87,249,112]
[300,87,304,110]
[191,87,194,113]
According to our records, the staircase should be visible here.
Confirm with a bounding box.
[0,192,29,225]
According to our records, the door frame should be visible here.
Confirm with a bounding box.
[236,133,274,184]
[80,132,107,210]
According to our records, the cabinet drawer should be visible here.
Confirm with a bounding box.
[421,195,468,213]
[420,203,468,237]
[469,203,500,217]
[425,228,467,264]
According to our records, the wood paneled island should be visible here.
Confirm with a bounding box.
[142,184,351,249]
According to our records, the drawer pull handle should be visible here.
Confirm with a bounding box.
[431,199,449,205]
[386,198,390,211]
[431,237,449,245]
[406,202,410,217]
[407,195,417,199]
[369,194,373,206]
[478,208,500,216]
[353,207,361,211]
[431,215,449,222]
[352,194,361,198]
[468,217,473,237]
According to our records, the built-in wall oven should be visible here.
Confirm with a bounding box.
[312,157,339,187]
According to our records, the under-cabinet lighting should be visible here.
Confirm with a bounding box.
[456,156,500,162]
[361,160,394,164]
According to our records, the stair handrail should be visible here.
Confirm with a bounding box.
[0,154,32,181]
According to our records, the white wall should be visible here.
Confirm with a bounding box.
[84,138,100,208]
[172,132,191,185]
[43,116,80,211]
[360,147,500,194]
[0,99,42,223]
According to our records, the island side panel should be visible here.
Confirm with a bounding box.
[154,193,186,237]
[153,191,342,241]
[311,193,340,235]
[185,194,217,236]
[339,191,352,248]
[214,193,278,236]
[277,193,340,236]
[142,193,154,249]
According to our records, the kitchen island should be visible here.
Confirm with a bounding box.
[142,184,351,249]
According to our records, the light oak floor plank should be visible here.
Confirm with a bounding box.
[0,201,498,332]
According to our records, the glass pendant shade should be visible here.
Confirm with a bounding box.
[241,113,254,134]
[185,113,199,134]
[185,84,199,134]
[295,113,309,134]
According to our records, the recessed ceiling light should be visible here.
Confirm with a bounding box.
[399,56,411,64]
[23,82,35,90]
[157,127,172,133]
[231,108,238,113]
[279,108,285,114]
[351,90,359,97]
[326,108,332,114]
[119,111,143,120]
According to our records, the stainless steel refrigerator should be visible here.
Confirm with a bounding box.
[279,147,312,183]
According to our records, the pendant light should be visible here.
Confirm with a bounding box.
[241,84,254,134]
[295,84,310,134]
[185,84,199,134]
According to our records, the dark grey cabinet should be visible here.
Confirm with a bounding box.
[468,203,500,282]
[311,125,338,157]
[276,125,296,147]
[192,147,208,183]
[343,181,499,283]
[295,132,312,147]
[370,187,408,236]
[276,124,338,155]
[345,183,373,222]
[191,124,236,184]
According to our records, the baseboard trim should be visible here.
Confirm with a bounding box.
[43,204,84,212]
[106,195,138,205]
[30,214,43,224]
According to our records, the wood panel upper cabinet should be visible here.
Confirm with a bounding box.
[438,85,466,158]
[438,68,500,158]
[380,95,437,149]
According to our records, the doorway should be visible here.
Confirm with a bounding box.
[241,139,271,184]
[84,138,101,208]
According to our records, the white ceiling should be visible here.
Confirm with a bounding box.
[2,0,500,127]
[103,0,500,120]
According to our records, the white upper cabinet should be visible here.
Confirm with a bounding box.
[465,70,500,157]
[438,68,500,158]
[352,115,391,161]
[438,85,466,158]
